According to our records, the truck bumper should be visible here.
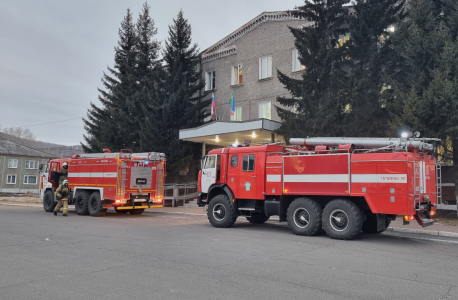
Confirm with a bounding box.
[196,193,206,207]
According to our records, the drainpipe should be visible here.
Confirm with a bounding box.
[0,156,5,192]
[202,142,207,157]
[18,157,23,193]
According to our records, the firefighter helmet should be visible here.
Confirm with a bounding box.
[63,162,68,167]
[63,180,69,185]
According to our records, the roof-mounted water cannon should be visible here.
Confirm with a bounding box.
[289,136,440,154]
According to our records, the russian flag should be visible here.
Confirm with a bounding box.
[229,91,235,116]
[211,93,216,118]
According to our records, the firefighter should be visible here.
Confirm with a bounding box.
[54,179,70,217]
[59,162,68,185]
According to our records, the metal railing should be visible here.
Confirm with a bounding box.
[163,182,198,207]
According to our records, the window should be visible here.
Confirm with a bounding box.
[8,159,18,168]
[231,64,243,85]
[242,155,255,172]
[231,155,238,167]
[204,156,216,169]
[292,49,306,72]
[7,175,16,184]
[259,55,272,79]
[24,175,37,185]
[337,35,350,48]
[230,106,242,121]
[258,102,272,120]
[25,160,39,169]
[205,71,215,91]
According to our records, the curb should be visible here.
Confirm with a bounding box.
[387,226,458,238]
[145,210,206,217]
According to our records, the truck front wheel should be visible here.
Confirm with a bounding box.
[88,192,104,217]
[207,194,237,228]
[43,190,56,212]
[323,199,363,240]
[286,198,322,236]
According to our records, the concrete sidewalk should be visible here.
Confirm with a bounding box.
[1,200,458,238]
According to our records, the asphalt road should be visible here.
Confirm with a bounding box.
[1,206,457,300]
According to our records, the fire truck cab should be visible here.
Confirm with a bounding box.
[41,150,166,216]
[197,137,441,240]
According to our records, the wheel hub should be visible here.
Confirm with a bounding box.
[213,204,226,221]
[293,208,310,228]
[330,209,349,232]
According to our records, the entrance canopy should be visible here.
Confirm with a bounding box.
[179,119,284,150]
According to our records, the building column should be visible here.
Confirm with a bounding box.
[271,133,275,143]
[202,142,207,157]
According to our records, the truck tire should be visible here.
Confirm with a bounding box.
[129,209,145,215]
[207,194,238,228]
[88,192,104,217]
[246,213,270,224]
[323,199,363,240]
[362,212,391,234]
[114,208,128,214]
[43,190,56,212]
[75,191,90,215]
[286,198,322,236]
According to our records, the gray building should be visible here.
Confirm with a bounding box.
[180,11,311,151]
[0,139,54,194]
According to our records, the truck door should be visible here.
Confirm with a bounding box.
[238,154,257,199]
[201,155,217,193]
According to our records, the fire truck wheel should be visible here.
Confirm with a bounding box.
[362,213,391,234]
[286,198,322,236]
[75,191,90,215]
[114,208,128,214]
[207,194,237,228]
[129,209,145,215]
[43,190,56,212]
[323,199,363,240]
[88,192,104,217]
[246,213,270,224]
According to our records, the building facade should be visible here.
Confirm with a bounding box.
[0,140,54,194]
[180,11,309,151]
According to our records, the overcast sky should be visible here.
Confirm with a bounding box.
[0,0,302,146]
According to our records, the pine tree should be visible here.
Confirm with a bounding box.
[276,0,350,142]
[152,10,210,173]
[342,0,406,137]
[82,9,139,152]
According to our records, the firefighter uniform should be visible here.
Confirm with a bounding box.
[54,180,70,216]
[59,162,69,185]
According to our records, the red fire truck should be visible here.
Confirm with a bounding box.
[41,150,166,216]
[197,136,441,240]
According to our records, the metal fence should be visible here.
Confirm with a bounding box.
[163,182,198,207]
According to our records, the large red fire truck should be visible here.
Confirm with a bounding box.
[41,150,166,216]
[197,136,441,240]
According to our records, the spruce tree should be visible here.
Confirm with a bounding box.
[276,0,350,142]
[82,9,139,152]
[342,0,406,137]
[152,10,210,173]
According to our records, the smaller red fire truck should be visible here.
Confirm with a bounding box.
[197,136,441,240]
[40,149,166,216]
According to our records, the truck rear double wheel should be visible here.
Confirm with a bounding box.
[207,194,238,228]
[130,209,145,215]
[75,191,90,215]
[88,192,104,217]
[286,198,322,236]
[362,212,391,234]
[322,199,363,240]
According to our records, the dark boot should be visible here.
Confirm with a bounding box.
[63,214,68,217]
[53,211,57,216]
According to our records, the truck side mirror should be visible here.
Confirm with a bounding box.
[39,164,44,171]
